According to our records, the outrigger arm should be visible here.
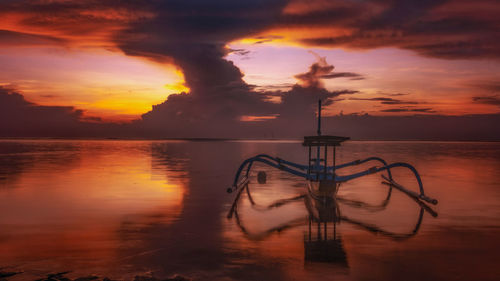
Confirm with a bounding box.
[227,153,438,205]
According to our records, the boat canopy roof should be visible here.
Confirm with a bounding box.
[302,135,350,147]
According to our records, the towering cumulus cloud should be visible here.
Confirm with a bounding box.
[115,0,285,136]
[114,0,355,137]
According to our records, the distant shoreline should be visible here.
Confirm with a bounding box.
[0,137,499,142]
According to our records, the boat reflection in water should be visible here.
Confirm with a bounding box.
[227,176,438,267]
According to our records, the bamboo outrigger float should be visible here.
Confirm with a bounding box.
[227,100,438,219]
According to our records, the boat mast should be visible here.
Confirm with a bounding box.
[316,99,322,167]
[317,99,322,136]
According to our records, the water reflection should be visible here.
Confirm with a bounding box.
[229,175,437,268]
[0,141,499,280]
[0,140,82,185]
[221,141,500,281]
[0,140,187,279]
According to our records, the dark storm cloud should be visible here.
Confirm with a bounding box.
[2,0,498,60]
[111,1,359,136]
[290,0,500,59]
[0,0,152,46]
[137,61,358,137]
[111,0,289,128]
[116,0,287,92]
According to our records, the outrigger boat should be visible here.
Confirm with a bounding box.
[227,99,438,221]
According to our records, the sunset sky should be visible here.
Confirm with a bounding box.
[0,0,499,138]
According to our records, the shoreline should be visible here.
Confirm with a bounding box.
[0,137,499,142]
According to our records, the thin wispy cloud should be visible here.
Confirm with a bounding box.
[349,97,420,105]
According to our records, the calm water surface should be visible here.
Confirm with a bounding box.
[0,140,499,280]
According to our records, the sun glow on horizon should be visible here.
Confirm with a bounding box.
[0,47,189,121]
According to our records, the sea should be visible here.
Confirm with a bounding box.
[0,140,499,280]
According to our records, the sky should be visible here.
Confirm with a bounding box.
[0,0,499,139]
